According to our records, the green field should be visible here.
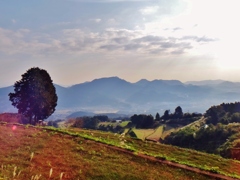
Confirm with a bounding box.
[132,129,155,140]
[146,126,164,141]
[161,124,184,140]
[119,121,130,127]
[98,121,130,128]
[132,124,183,141]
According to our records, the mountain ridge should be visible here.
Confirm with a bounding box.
[1,77,240,117]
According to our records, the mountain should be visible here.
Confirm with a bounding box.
[1,77,240,118]
[0,86,15,113]
[185,80,226,86]
[66,111,95,118]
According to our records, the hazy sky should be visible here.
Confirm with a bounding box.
[1,0,240,87]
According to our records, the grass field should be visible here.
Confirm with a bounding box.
[146,126,164,141]
[132,124,182,141]
[98,121,130,127]
[119,121,130,127]
[0,123,217,180]
[68,126,240,179]
[132,129,155,140]
[161,124,184,140]
[1,122,240,179]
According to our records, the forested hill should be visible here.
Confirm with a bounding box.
[1,77,240,115]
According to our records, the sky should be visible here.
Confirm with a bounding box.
[1,0,240,87]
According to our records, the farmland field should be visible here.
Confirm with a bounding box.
[146,125,164,141]
[133,129,155,140]
[1,122,240,179]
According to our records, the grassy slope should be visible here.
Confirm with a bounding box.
[67,127,240,179]
[132,129,155,140]
[132,117,205,141]
[145,126,164,141]
[0,123,216,180]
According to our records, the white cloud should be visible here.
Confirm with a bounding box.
[0,26,216,58]
[139,6,159,15]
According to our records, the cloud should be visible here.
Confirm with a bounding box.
[99,44,121,51]
[139,6,159,15]
[182,36,217,42]
[173,27,182,31]
[0,26,216,58]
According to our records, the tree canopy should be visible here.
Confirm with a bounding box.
[130,114,154,128]
[9,67,58,125]
[155,112,160,121]
[174,106,183,118]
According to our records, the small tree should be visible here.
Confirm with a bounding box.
[9,67,58,125]
[162,110,170,120]
[155,112,160,121]
[174,106,183,119]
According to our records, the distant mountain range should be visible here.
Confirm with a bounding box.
[1,77,240,119]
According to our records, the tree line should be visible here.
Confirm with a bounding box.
[130,106,202,129]
[71,115,125,134]
[205,102,240,125]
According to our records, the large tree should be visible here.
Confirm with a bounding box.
[9,67,58,125]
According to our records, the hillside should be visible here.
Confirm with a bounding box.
[1,122,240,180]
[163,102,240,160]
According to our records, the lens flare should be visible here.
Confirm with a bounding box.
[12,125,17,131]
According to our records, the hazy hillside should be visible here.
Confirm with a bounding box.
[1,77,240,117]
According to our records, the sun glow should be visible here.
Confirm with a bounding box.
[184,0,240,71]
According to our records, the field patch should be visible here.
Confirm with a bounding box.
[161,124,184,140]
[146,126,164,141]
[133,129,155,140]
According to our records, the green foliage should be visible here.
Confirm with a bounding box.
[160,107,202,124]
[162,110,170,120]
[164,121,240,157]
[128,129,137,138]
[174,106,183,119]
[130,114,154,128]
[164,127,196,148]
[231,113,240,123]
[93,115,109,122]
[47,119,64,128]
[164,102,240,158]
[8,67,57,125]
[205,102,240,125]
[73,117,99,129]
